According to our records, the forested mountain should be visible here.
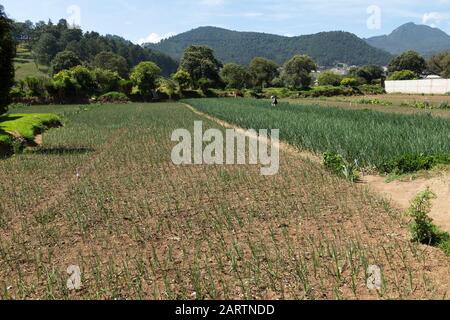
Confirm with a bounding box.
[145,26,392,66]
[366,23,450,56]
[12,19,178,76]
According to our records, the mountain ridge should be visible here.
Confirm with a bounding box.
[366,22,450,56]
[145,26,392,67]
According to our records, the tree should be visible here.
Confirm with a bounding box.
[0,5,15,114]
[427,52,450,78]
[130,61,161,98]
[220,63,251,89]
[172,69,192,90]
[388,51,426,76]
[248,57,278,89]
[157,78,178,100]
[180,45,222,86]
[93,51,129,78]
[92,68,121,95]
[50,50,82,74]
[281,55,317,89]
[352,65,384,84]
[34,33,59,65]
[387,70,417,81]
[317,71,342,86]
[70,66,96,96]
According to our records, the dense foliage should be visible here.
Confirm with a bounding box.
[220,63,251,89]
[147,26,392,67]
[0,6,15,114]
[388,50,427,76]
[427,51,450,78]
[281,55,316,89]
[387,70,417,81]
[13,18,178,76]
[317,71,343,86]
[50,50,82,74]
[180,45,222,86]
[130,61,161,98]
[248,57,279,89]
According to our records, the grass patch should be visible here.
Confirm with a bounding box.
[0,113,62,142]
[13,47,48,81]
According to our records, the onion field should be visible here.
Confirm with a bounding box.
[184,98,450,170]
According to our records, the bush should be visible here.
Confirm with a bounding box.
[357,98,392,106]
[341,77,360,87]
[358,84,386,95]
[323,152,359,182]
[380,153,450,174]
[299,86,361,98]
[407,188,450,256]
[24,76,48,97]
[97,92,130,104]
[317,71,343,86]
[387,70,417,81]
[263,87,297,98]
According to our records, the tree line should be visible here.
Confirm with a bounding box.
[13,18,178,76]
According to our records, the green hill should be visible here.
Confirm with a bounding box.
[145,26,392,66]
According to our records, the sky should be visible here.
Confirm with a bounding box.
[2,0,450,44]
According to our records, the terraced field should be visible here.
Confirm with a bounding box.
[1,102,450,300]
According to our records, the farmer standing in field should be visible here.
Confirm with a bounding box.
[271,95,278,107]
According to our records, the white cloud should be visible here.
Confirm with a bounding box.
[422,11,444,27]
[138,32,176,44]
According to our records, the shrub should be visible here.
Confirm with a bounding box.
[358,84,385,95]
[357,98,392,106]
[24,76,48,97]
[408,189,443,245]
[438,101,449,109]
[263,87,297,98]
[380,153,450,174]
[341,77,360,87]
[323,152,359,182]
[387,70,417,81]
[97,92,130,104]
[317,71,343,86]
[299,86,361,98]
[51,69,81,102]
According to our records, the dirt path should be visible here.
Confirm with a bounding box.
[363,174,450,232]
[184,103,450,233]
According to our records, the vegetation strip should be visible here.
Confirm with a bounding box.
[184,98,450,174]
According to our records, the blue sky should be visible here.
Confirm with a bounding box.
[2,0,450,43]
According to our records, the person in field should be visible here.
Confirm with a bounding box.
[271,95,278,107]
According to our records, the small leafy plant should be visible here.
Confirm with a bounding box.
[323,152,359,182]
[408,188,450,255]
